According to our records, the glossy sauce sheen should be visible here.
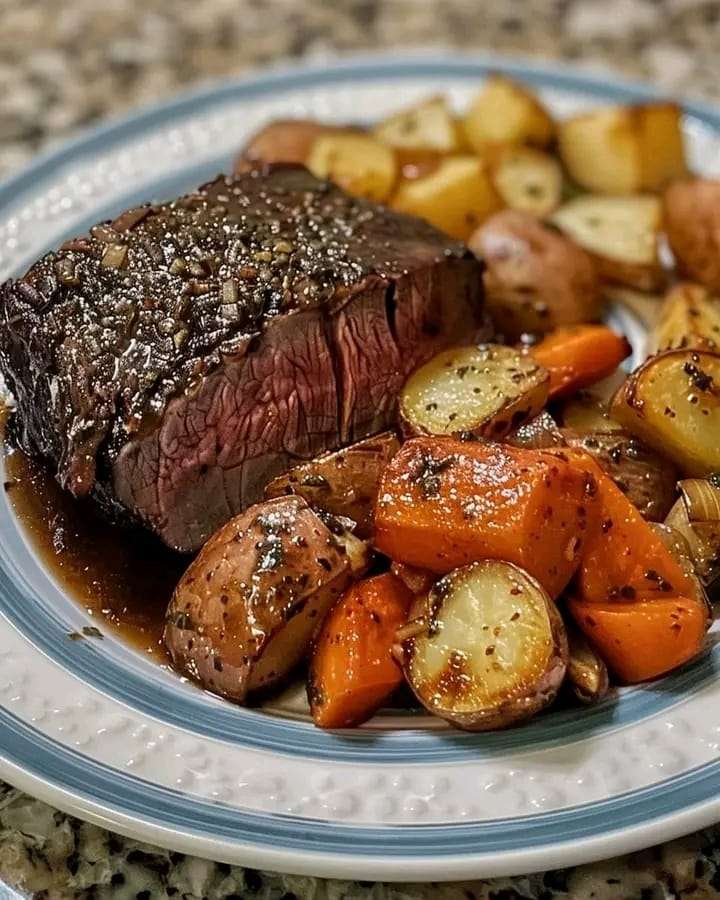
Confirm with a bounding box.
[5,447,186,658]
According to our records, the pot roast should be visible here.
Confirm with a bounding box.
[0,164,485,551]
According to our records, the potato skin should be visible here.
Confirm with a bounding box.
[235,120,361,172]
[164,496,357,702]
[469,210,601,340]
[664,178,720,292]
[562,430,678,521]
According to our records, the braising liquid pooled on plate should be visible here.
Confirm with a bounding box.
[4,446,186,658]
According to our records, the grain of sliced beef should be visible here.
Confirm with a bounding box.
[0,164,485,551]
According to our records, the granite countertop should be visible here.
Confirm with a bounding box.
[2,0,720,897]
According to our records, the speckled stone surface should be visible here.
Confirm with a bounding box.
[3,1,720,897]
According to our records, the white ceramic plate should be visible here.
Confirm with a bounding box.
[0,53,719,882]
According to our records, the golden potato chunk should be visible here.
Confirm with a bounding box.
[558,103,686,194]
[611,349,720,476]
[489,146,563,217]
[462,76,554,151]
[391,156,501,240]
[307,133,397,202]
[551,194,665,291]
[374,96,461,153]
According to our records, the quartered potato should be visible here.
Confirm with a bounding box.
[469,209,601,339]
[307,133,397,202]
[264,431,400,538]
[462,76,554,152]
[611,349,720,476]
[399,344,549,440]
[562,430,678,521]
[551,194,665,291]
[489,146,563,217]
[664,178,720,292]
[164,496,368,703]
[399,561,568,731]
[374,96,462,153]
[566,624,610,705]
[391,156,501,240]
[649,283,720,355]
[558,103,686,194]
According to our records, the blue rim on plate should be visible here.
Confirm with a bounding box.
[1,54,719,879]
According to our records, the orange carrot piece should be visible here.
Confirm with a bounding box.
[531,325,631,398]
[308,573,413,729]
[568,595,708,683]
[374,437,598,597]
[557,449,697,603]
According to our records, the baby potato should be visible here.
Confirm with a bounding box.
[489,146,563,217]
[649,282,720,356]
[307,133,397,202]
[164,496,368,703]
[664,179,720,293]
[374,96,462,153]
[399,343,549,440]
[469,209,602,339]
[611,349,720,476]
[558,103,686,194]
[551,194,665,291]
[399,561,568,731]
[462,76,554,152]
[391,155,502,240]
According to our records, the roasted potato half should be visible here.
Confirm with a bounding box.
[562,430,678,521]
[489,146,563,218]
[392,156,501,240]
[373,96,462,153]
[611,349,720,476]
[566,624,610,705]
[649,283,720,355]
[469,209,602,339]
[664,178,720,293]
[551,194,665,291]
[558,103,686,194]
[399,343,549,440]
[164,496,368,702]
[264,431,400,538]
[462,76,554,152]
[307,133,397,202]
[399,561,568,731]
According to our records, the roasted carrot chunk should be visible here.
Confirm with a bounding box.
[308,573,413,728]
[558,449,697,603]
[567,595,708,682]
[531,325,631,398]
[374,437,598,597]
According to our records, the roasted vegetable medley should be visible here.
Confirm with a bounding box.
[164,78,720,732]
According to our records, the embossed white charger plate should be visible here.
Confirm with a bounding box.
[1,53,720,882]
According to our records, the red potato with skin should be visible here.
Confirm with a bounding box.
[164,495,368,703]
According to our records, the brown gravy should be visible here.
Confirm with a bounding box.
[4,446,187,659]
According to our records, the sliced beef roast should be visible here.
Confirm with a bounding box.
[0,164,485,551]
